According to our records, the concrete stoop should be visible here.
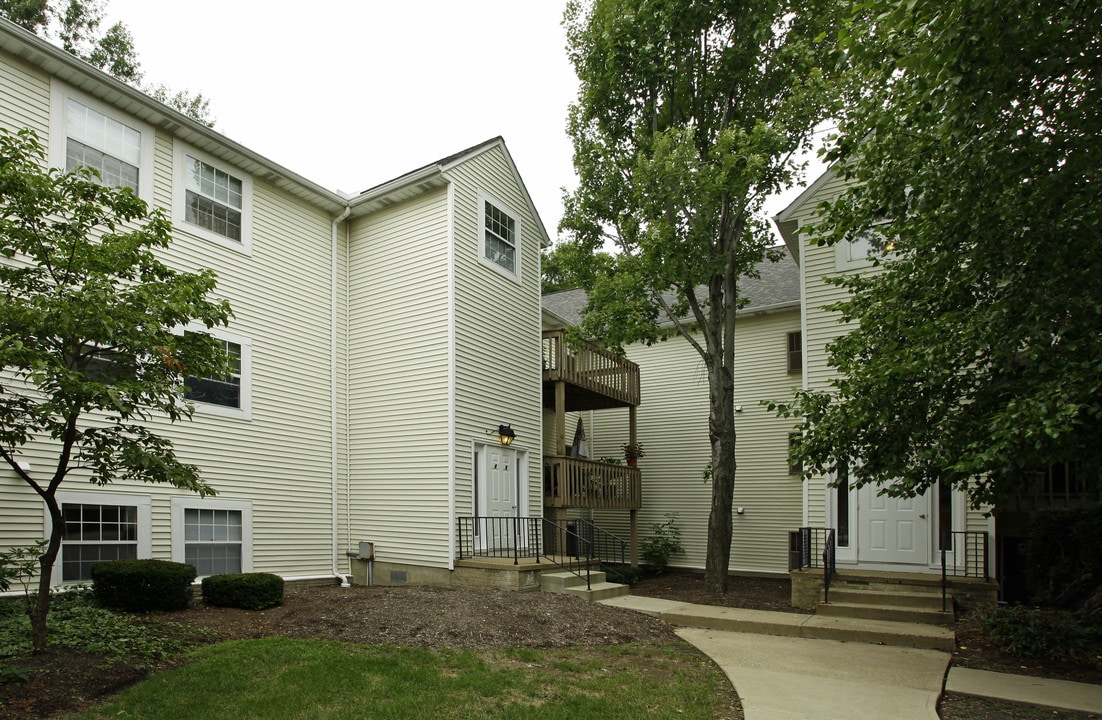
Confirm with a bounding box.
[540,570,630,602]
[817,586,955,626]
[600,596,956,651]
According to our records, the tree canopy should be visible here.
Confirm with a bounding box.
[0,128,233,649]
[0,0,215,126]
[559,0,842,591]
[780,0,1102,508]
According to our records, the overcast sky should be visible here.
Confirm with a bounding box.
[107,0,819,244]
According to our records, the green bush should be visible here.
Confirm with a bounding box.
[1021,506,1102,607]
[91,559,196,612]
[977,605,1101,664]
[641,513,684,574]
[201,573,284,610]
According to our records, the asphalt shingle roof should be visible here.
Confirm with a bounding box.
[541,247,799,327]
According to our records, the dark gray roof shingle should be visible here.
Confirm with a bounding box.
[541,247,799,327]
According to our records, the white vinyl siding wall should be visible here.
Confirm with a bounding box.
[0,47,340,581]
[448,146,544,523]
[345,189,452,569]
[587,308,803,574]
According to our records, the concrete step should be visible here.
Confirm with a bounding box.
[829,587,946,610]
[644,602,954,651]
[561,581,630,602]
[539,570,606,592]
[816,601,955,626]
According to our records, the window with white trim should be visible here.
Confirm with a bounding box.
[173,145,252,253]
[50,491,151,583]
[478,192,521,281]
[171,497,253,577]
[180,326,251,420]
[835,220,894,271]
[50,82,153,199]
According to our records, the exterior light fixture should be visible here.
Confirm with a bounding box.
[497,424,516,446]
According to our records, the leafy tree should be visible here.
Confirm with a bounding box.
[779,1,1102,508]
[0,128,233,651]
[541,243,613,294]
[0,0,48,33]
[559,0,842,591]
[145,84,216,128]
[1,0,215,125]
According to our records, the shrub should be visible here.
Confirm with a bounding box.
[977,605,1101,664]
[202,573,284,610]
[641,513,684,574]
[91,559,196,612]
[1021,506,1102,608]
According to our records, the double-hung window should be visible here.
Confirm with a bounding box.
[478,192,521,281]
[174,145,252,253]
[171,497,253,578]
[51,491,151,583]
[180,326,252,420]
[50,83,153,199]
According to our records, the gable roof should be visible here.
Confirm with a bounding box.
[773,164,839,262]
[542,247,800,327]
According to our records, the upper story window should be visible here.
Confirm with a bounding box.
[173,145,253,254]
[181,326,252,420]
[478,191,521,282]
[50,82,154,199]
[835,220,894,271]
[787,331,803,374]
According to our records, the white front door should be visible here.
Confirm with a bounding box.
[477,444,519,550]
[857,483,931,565]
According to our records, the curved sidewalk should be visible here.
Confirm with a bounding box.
[601,595,1102,719]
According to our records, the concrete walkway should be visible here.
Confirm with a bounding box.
[600,595,1102,718]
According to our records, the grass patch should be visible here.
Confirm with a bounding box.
[66,638,731,720]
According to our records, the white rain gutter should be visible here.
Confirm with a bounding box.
[331,205,352,586]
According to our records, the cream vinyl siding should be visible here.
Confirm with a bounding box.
[447,146,544,521]
[346,189,452,568]
[589,307,803,574]
[135,174,339,578]
[0,51,49,134]
[790,171,853,528]
[0,63,341,580]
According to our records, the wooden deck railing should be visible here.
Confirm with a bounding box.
[542,330,641,407]
[543,456,641,510]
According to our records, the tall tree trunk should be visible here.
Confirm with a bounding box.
[704,359,736,593]
[31,502,63,652]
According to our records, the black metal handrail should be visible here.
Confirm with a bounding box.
[539,518,629,589]
[940,530,990,611]
[791,526,837,603]
[455,516,543,564]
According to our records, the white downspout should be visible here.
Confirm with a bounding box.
[331,204,352,586]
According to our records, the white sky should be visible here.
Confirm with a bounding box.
[106,0,819,244]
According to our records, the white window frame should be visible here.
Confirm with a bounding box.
[834,220,894,271]
[46,491,152,585]
[477,191,522,283]
[180,323,253,421]
[171,497,253,578]
[172,144,253,255]
[49,81,155,201]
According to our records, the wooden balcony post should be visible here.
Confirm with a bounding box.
[630,509,639,567]
[555,381,567,456]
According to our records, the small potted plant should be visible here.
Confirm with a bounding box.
[622,442,646,467]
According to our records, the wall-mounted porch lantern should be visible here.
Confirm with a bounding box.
[494,424,516,446]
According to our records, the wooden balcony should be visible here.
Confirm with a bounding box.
[542,330,640,411]
[543,456,642,510]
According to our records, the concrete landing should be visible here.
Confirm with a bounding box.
[679,627,948,720]
[601,595,954,650]
[946,667,1102,715]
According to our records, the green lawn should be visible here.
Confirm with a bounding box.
[67,637,737,720]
